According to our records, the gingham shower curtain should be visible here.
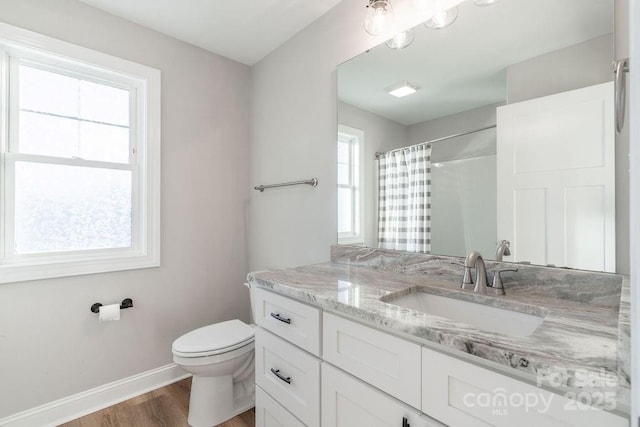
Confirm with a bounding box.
[377,143,432,253]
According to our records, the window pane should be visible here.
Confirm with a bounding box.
[353,189,360,232]
[337,140,350,163]
[19,113,130,163]
[19,65,78,117]
[353,152,360,187]
[337,163,350,186]
[15,162,132,254]
[18,64,131,163]
[80,80,130,126]
[80,122,130,163]
[337,188,353,233]
[19,111,79,158]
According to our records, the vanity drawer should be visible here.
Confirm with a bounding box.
[254,287,321,355]
[255,327,320,427]
[256,386,306,427]
[322,312,422,409]
[422,347,627,427]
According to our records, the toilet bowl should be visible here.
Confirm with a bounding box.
[172,319,255,427]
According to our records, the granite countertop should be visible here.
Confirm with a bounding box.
[248,246,630,415]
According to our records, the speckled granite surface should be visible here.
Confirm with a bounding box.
[248,245,630,415]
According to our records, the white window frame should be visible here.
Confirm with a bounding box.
[337,124,365,245]
[0,23,161,284]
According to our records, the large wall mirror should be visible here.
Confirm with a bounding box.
[337,0,625,273]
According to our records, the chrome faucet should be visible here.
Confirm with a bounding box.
[495,240,511,261]
[463,251,490,295]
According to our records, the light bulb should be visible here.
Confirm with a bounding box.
[385,29,415,49]
[424,6,458,30]
[363,0,395,36]
[473,0,499,5]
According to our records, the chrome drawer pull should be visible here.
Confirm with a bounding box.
[270,368,292,384]
[270,312,292,324]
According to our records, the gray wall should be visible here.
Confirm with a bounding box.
[250,0,399,271]
[0,0,251,417]
[506,34,613,103]
[408,103,500,161]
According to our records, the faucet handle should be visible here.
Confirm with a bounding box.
[461,266,474,290]
[452,262,475,290]
[491,268,518,295]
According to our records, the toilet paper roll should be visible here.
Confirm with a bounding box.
[99,303,121,322]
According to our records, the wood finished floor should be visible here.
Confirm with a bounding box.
[59,378,255,427]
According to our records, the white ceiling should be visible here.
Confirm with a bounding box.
[338,0,614,125]
[77,0,344,65]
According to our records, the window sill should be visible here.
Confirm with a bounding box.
[0,250,160,284]
[338,237,366,246]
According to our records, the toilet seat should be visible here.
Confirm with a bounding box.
[172,319,255,358]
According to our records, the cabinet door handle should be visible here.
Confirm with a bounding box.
[270,312,292,324]
[402,417,410,427]
[270,368,291,384]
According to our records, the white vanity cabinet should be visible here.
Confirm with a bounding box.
[254,287,627,427]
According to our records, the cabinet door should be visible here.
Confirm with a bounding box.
[422,347,627,427]
[256,386,305,427]
[323,312,422,409]
[322,363,444,427]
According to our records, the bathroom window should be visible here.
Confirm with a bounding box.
[337,125,364,245]
[0,23,161,283]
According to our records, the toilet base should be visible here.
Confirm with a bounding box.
[187,375,255,427]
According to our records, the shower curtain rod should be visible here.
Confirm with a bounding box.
[374,124,496,159]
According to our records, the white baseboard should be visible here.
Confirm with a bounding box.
[0,363,190,427]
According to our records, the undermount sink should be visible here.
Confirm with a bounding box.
[383,289,545,337]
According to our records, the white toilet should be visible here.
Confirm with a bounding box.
[172,319,255,427]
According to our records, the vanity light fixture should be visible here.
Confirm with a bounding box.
[386,81,419,98]
[385,28,415,49]
[363,0,396,36]
[365,0,500,40]
[424,6,458,29]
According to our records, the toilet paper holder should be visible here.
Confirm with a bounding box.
[90,298,134,313]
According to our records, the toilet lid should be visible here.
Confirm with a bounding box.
[172,319,254,354]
